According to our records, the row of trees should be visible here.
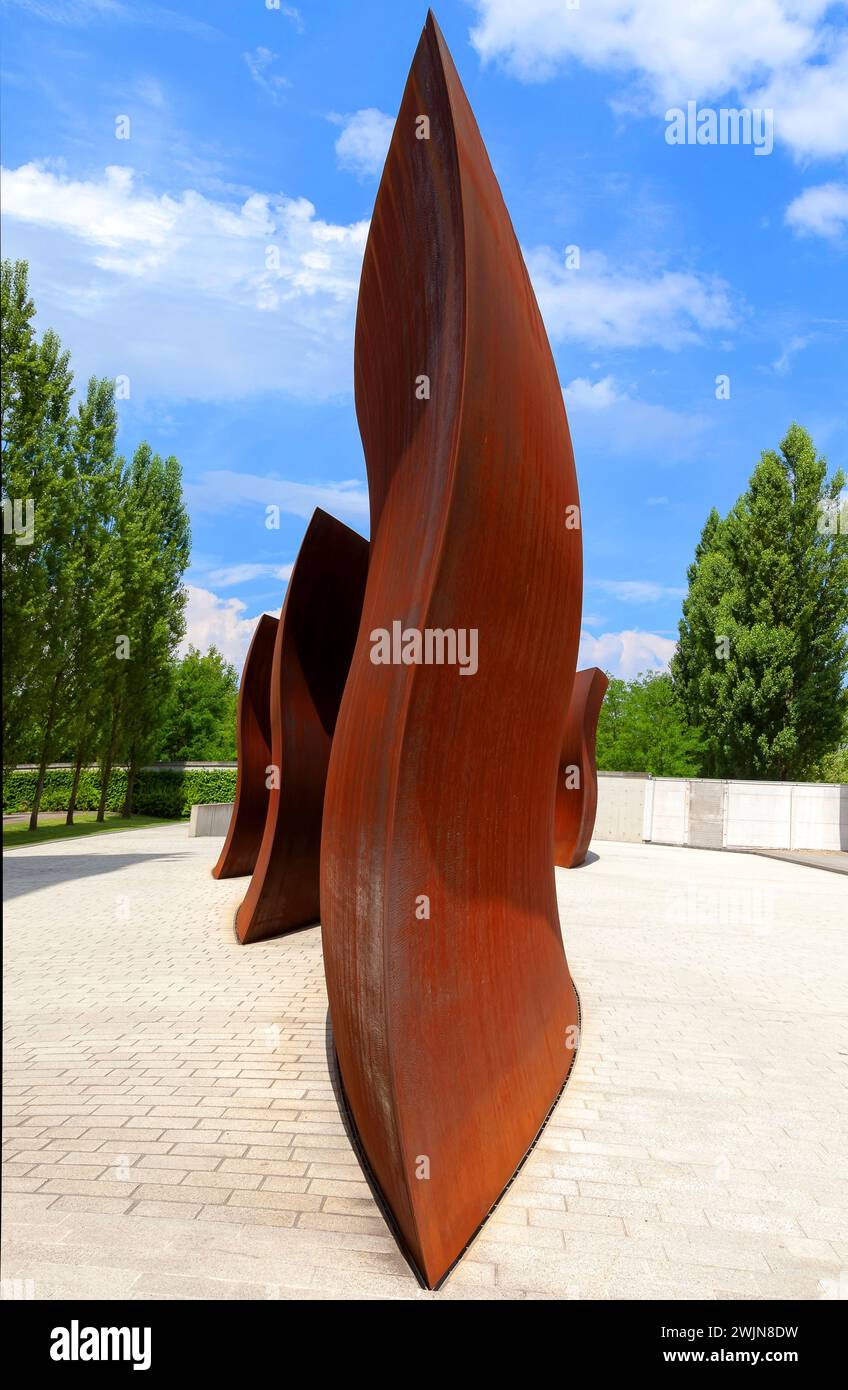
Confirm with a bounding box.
[2,259,197,827]
[596,425,848,782]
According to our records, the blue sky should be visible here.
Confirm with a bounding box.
[2,0,846,676]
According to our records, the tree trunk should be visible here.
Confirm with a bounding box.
[65,747,84,825]
[96,703,121,822]
[28,670,62,832]
[122,746,137,818]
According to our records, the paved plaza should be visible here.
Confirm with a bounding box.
[2,825,846,1300]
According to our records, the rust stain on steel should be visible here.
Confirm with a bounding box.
[236,507,368,945]
[320,12,583,1289]
[554,667,609,870]
[212,613,278,880]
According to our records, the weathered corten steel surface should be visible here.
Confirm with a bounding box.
[212,613,278,880]
[236,508,368,945]
[554,667,609,870]
[320,12,583,1289]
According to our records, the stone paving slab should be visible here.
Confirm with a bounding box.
[2,825,846,1300]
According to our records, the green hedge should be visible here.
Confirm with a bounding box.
[134,768,237,818]
[3,767,237,818]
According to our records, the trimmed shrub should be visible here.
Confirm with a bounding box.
[133,767,237,818]
[3,766,237,818]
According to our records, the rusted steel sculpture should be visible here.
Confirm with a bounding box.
[554,667,609,870]
[320,12,582,1289]
[212,613,278,880]
[236,508,368,945]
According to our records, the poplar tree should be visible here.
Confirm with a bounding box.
[62,377,123,823]
[106,445,190,819]
[0,260,77,825]
[673,425,848,779]
[2,261,73,778]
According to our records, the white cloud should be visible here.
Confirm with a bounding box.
[772,334,811,374]
[0,160,741,405]
[529,249,736,350]
[563,375,710,459]
[333,108,394,178]
[564,375,622,411]
[205,562,294,588]
[578,627,677,679]
[785,181,848,239]
[276,4,303,31]
[747,36,848,159]
[186,470,369,524]
[0,161,369,400]
[243,47,289,104]
[5,0,219,37]
[591,579,686,603]
[469,0,847,158]
[182,585,279,667]
[134,75,167,111]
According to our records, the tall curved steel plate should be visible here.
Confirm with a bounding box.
[212,613,278,881]
[554,667,609,870]
[320,12,583,1288]
[236,507,368,945]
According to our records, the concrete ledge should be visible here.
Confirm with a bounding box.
[188,802,234,837]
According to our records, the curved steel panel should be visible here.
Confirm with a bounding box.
[236,507,368,945]
[320,13,583,1288]
[212,612,278,880]
[554,667,609,870]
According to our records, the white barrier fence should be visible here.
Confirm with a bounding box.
[597,773,847,852]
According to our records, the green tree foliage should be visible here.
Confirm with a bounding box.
[596,671,703,776]
[156,645,239,761]
[1,263,79,826]
[809,710,848,783]
[112,444,191,818]
[1,260,193,827]
[673,425,848,779]
[62,377,124,823]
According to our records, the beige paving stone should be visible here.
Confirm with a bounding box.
[48,1195,135,1216]
[180,1170,262,1191]
[22,1262,143,1300]
[295,1211,390,1235]
[4,1177,49,1193]
[130,1200,203,1221]
[130,1272,276,1300]
[3,827,845,1300]
[195,1204,298,1228]
[40,1178,140,1199]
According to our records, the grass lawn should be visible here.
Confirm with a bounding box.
[3,812,183,850]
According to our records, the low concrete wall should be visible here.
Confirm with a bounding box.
[189,802,234,837]
[595,773,647,843]
[191,780,846,854]
[639,777,847,853]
